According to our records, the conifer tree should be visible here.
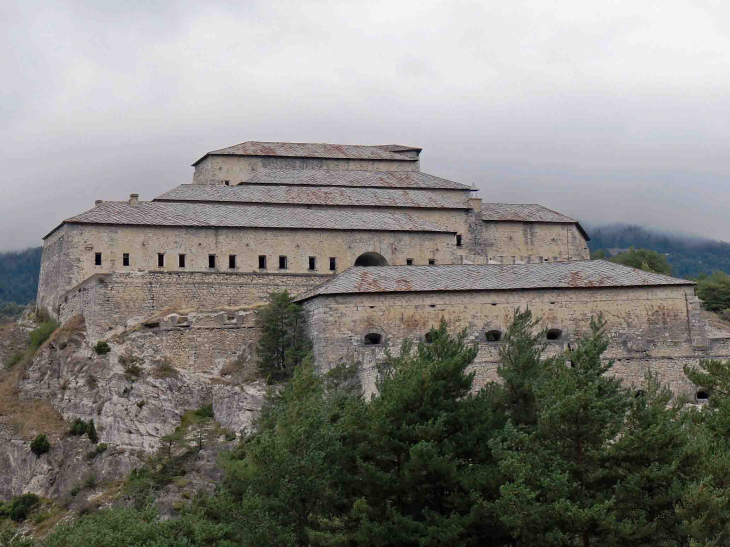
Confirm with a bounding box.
[492,317,630,546]
[87,419,99,444]
[255,291,312,382]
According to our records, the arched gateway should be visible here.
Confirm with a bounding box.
[354,252,389,267]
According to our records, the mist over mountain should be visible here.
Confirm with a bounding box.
[586,224,730,278]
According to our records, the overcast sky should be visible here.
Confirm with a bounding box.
[1,0,729,251]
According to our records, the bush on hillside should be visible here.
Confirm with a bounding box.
[29,320,60,352]
[94,340,110,355]
[30,434,50,457]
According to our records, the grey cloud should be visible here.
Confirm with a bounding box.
[2,0,730,249]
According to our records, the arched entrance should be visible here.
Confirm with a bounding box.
[354,252,389,267]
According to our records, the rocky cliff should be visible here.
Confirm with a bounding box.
[0,312,265,505]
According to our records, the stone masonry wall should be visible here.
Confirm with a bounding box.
[480,222,590,263]
[40,223,457,316]
[302,285,711,399]
[59,270,326,341]
[192,155,419,185]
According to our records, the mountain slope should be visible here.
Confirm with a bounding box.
[587,224,730,278]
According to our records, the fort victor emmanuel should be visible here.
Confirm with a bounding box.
[36,141,725,397]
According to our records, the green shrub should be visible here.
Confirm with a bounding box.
[94,340,110,355]
[69,418,88,436]
[70,486,80,497]
[30,434,50,457]
[7,493,40,522]
[29,321,60,352]
[195,404,214,419]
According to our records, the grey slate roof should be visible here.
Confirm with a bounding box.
[193,141,420,165]
[154,184,470,209]
[295,261,693,301]
[49,201,453,236]
[243,169,472,190]
[482,203,590,240]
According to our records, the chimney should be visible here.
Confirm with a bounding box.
[95,200,103,206]
[129,193,139,206]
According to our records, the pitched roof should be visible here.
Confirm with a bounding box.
[243,169,472,190]
[192,141,420,165]
[48,201,453,237]
[154,184,470,209]
[482,203,590,240]
[295,261,693,301]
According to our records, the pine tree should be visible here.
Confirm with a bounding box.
[255,291,312,382]
[608,373,698,545]
[496,308,550,429]
[492,317,631,546]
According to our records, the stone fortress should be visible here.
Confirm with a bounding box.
[36,140,728,398]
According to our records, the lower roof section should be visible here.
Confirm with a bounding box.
[46,200,454,238]
[482,203,589,240]
[295,260,693,301]
[154,184,470,209]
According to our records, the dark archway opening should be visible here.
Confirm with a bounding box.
[485,330,502,342]
[697,390,710,402]
[364,333,383,346]
[355,252,389,267]
[546,329,563,341]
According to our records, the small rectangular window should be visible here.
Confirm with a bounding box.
[456,234,463,247]
[122,253,130,267]
[208,254,216,268]
[538,256,543,263]
[279,256,288,270]
[229,255,237,269]
[512,256,516,264]
[157,253,165,267]
[406,258,414,265]
[259,255,267,269]
[178,254,186,268]
[223,180,230,186]
[428,259,435,265]
[526,256,532,264]
[95,252,102,266]
[329,257,337,271]
[308,256,316,271]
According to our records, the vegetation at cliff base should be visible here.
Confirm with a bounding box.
[29,310,730,546]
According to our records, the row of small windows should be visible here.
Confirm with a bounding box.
[363,328,563,346]
[94,253,438,269]
[94,253,338,271]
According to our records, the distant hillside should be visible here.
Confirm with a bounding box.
[0,246,43,305]
[587,224,730,279]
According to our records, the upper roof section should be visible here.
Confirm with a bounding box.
[155,184,470,209]
[482,203,590,240]
[192,141,421,166]
[295,260,692,301]
[243,169,472,190]
[46,201,453,238]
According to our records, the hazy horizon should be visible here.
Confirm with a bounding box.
[2,1,730,251]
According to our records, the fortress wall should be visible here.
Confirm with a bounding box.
[59,270,326,341]
[193,155,419,185]
[40,223,457,316]
[480,222,590,263]
[302,285,706,398]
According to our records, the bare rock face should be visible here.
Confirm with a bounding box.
[1,319,265,500]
